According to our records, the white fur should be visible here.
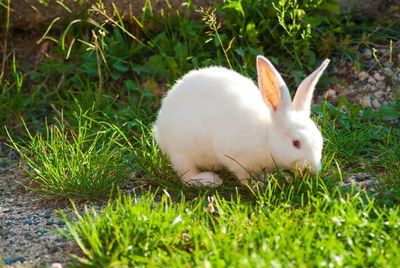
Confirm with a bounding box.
[154,56,329,188]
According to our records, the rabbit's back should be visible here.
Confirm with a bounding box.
[157,66,265,124]
[155,67,269,166]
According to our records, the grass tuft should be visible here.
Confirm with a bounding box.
[6,110,129,200]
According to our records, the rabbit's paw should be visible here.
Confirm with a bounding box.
[186,172,222,188]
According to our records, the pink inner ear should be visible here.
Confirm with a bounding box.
[258,58,281,111]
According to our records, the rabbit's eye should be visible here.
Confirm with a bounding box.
[292,140,301,149]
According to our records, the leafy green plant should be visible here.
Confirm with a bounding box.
[6,110,130,199]
[216,0,340,75]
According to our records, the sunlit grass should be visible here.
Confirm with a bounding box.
[6,110,130,199]
[60,185,400,267]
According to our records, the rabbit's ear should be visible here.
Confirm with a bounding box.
[293,59,330,116]
[257,56,291,111]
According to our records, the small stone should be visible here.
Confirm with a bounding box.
[51,263,63,268]
[35,230,46,235]
[386,86,392,92]
[372,99,381,109]
[24,232,34,239]
[373,91,383,99]
[360,96,371,107]
[48,246,59,253]
[376,82,385,91]
[373,72,385,81]
[364,85,376,92]
[362,48,372,58]
[55,237,66,242]
[358,71,369,81]
[368,76,376,84]
[383,68,393,76]
[324,89,336,98]
[4,257,26,265]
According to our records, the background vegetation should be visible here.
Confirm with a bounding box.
[1,0,399,266]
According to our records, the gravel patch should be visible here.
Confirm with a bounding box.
[316,43,400,109]
[0,144,103,267]
[0,154,77,267]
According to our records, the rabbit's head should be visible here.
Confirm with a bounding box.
[257,56,329,174]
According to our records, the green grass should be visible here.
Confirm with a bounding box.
[60,186,400,267]
[6,110,130,199]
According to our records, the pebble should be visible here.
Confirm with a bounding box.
[377,79,385,86]
[362,48,372,58]
[4,257,26,265]
[361,96,372,107]
[373,91,383,99]
[358,71,369,81]
[367,85,377,92]
[374,72,385,81]
[325,89,337,98]
[372,99,381,108]
[383,68,393,76]
[368,76,377,84]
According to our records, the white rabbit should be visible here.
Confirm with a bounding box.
[154,56,330,188]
